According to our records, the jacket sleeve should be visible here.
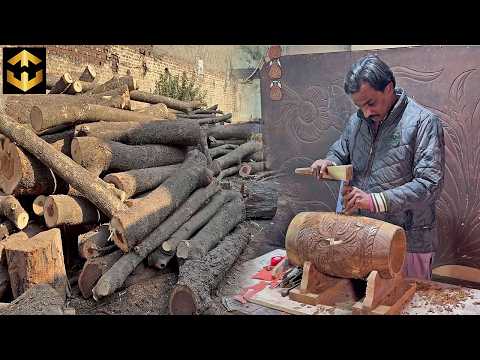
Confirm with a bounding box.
[325,115,356,165]
[374,114,445,213]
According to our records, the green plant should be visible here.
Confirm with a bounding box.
[154,69,207,103]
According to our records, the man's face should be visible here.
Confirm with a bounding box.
[351,82,394,122]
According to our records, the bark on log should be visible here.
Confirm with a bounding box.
[0,114,128,218]
[176,195,245,260]
[206,122,258,140]
[91,180,220,300]
[110,150,213,252]
[239,161,266,177]
[77,224,113,260]
[0,262,8,300]
[208,138,246,148]
[71,137,186,176]
[86,75,137,94]
[245,151,264,162]
[77,81,95,93]
[104,165,180,199]
[285,212,407,279]
[240,181,278,219]
[209,144,238,159]
[135,103,173,120]
[130,90,203,112]
[31,103,168,132]
[4,228,68,299]
[0,195,29,229]
[178,113,218,119]
[209,141,263,175]
[49,73,74,94]
[74,119,202,146]
[0,284,66,315]
[78,249,123,298]
[191,104,218,114]
[197,114,232,125]
[169,225,250,314]
[0,219,15,240]
[150,190,240,269]
[43,195,102,228]
[217,165,241,181]
[78,65,96,82]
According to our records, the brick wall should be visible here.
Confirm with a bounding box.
[0,45,241,120]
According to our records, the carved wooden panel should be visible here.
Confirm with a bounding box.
[260,46,480,269]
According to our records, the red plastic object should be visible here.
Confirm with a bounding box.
[270,256,284,267]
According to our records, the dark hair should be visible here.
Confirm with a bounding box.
[344,55,396,94]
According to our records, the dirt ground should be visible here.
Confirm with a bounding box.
[66,177,292,315]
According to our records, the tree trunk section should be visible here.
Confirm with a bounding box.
[206,122,258,140]
[49,73,73,94]
[197,114,232,125]
[135,103,173,119]
[91,180,220,300]
[43,195,102,228]
[191,104,218,114]
[0,114,128,218]
[176,195,245,260]
[78,249,123,298]
[209,144,238,159]
[78,65,96,82]
[217,165,241,181]
[208,138,246,148]
[110,151,213,252]
[77,224,114,260]
[285,212,407,279]
[32,195,46,216]
[0,195,29,229]
[74,119,202,146]
[130,90,203,112]
[210,141,263,175]
[104,165,180,199]
[65,81,83,95]
[71,136,186,176]
[240,181,278,219]
[169,225,250,314]
[31,103,170,132]
[149,190,239,269]
[86,75,137,94]
[4,228,68,299]
[239,162,265,177]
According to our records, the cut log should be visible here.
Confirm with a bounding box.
[78,65,96,82]
[217,165,241,181]
[71,137,186,176]
[178,113,219,119]
[49,73,73,94]
[240,181,278,219]
[208,138,246,148]
[110,150,213,252]
[86,75,137,94]
[73,119,202,146]
[169,224,250,315]
[65,81,83,95]
[209,144,238,159]
[104,164,180,199]
[176,195,245,260]
[91,180,220,300]
[0,284,66,315]
[78,224,113,260]
[239,161,266,177]
[209,141,263,175]
[0,219,15,240]
[32,195,47,216]
[0,195,29,229]
[0,114,128,218]
[197,114,232,125]
[135,103,171,119]
[285,212,407,279]
[150,190,240,269]
[206,122,258,140]
[43,195,101,228]
[4,228,68,299]
[130,90,203,112]
[78,249,123,298]
[31,103,170,132]
[191,104,218,114]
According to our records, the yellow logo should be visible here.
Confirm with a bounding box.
[6,50,44,92]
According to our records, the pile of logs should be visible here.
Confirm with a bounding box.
[0,66,278,315]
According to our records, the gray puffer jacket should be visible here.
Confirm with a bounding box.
[325,88,445,253]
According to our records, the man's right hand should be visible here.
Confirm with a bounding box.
[310,159,335,181]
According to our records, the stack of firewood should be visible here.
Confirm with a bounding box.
[0,66,277,314]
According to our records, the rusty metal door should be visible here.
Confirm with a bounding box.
[260,45,480,268]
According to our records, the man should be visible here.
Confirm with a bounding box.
[310,55,445,280]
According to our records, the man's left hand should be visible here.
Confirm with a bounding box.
[342,186,371,215]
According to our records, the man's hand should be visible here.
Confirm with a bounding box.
[342,185,371,215]
[310,159,335,181]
